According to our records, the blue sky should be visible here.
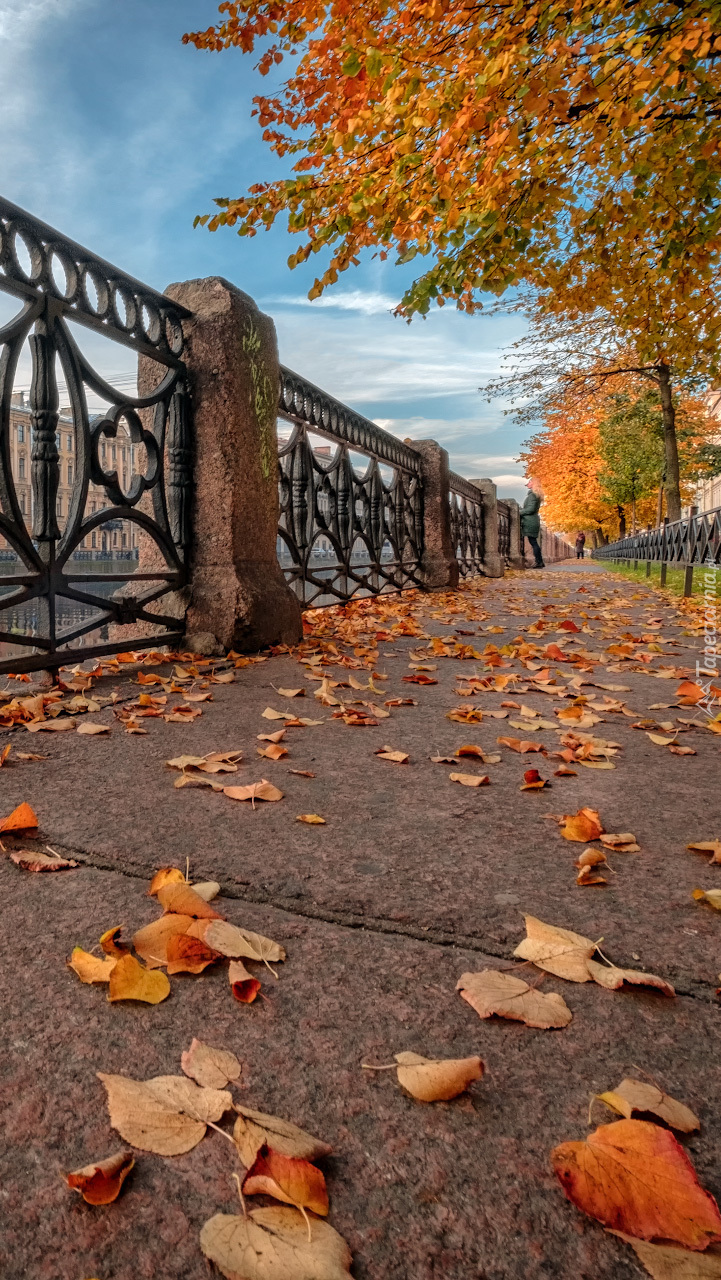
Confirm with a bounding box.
[0,0,531,499]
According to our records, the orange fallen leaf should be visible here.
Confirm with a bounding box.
[99,927,129,956]
[457,969,572,1029]
[107,953,171,1004]
[575,848,608,870]
[687,840,721,865]
[576,864,607,886]
[224,780,284,804]
[257,743,289,761]
[0,801,38,832]
[497,736,545,754]
[243,1147,329,1217]
[156,882,223,920]
[402,673,438,685]
[559,807,604,843]
[289,769,316,778]
[149,866,186,896]
[554,764,578,776]
[669,744,697,756]
[229,959,261,1004]
[598,1079,700,1133]
[257,729,287,744]
[296,814,326,824]
[132,914,194,968]
[166,934,221,975]
[66,1150,134,1205]
[447,705,484,723]
[676,680,706,705]
[449,771,490,787]
[692,888,721,911]
[551,1119,721,1249]
[521,768,550,790]
[69,947,117,984]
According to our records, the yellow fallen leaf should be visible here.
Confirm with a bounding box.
[107,953,171,1004]
[393,1052,484,1101]
[692,888,721,911]
[374,746,409,763]
[598,1078,699,1132]
[261,707,287,720]
[156,882,223,919]
[296,814,326,824]
[277,688,305,698]
[687,841,721,865]
[148,866,186,896]
[457,969,572,1029]
[224,780,283,804]
[181,1039,241,1089]
[200,1207,352,1280]
[599,833,640,853]
[513,915,596,982]
[193,919,286,965]
[233,1106,332,1168]
[586,958,675,997]
[76,722,110,735]
[449,771,490,787]
[69,947,117,984]
[647,732,676,746]
[98,1072,232,1155]
[611,1232,721,1278]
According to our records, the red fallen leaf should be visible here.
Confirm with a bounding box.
[402,674,438,685]
[166,934,221,975]
[558,620,581,632]
[521,768,550,790]
[66,1149,135,1205]
[676,680,705,705]
[543,643,571,661]
[551,1119,721,1250]
[0,801,39,832]
[242,1147,329,1216]
[229,959,261,1004]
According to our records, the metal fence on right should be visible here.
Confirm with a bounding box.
[593,506,721,594]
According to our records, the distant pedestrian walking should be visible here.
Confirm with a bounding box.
[520,478,544,568]
[575,532,586,560]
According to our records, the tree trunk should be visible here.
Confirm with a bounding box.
[631,496,636,534]
[656,480,664,528]
[657,364,681,521]
[617,505,626,538]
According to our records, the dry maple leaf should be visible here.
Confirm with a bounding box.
[392,1052,483,1102]
[181,1040,241,1089]
[10,848,78,871]
[107,953,171,1004]
[193,920,286,966]
[586,959,675,998]
[598,1079,699,1133]
[687,841,721,865]
[296,814,326,824]
[65,1150,134,1205]
[559,807,604,843]
[132,914,194,968]
[449,771,490,787]
[229,959,261,1004]
[243,1148,329,1217]
[551,1119,721,1250]
[233,1106,332,1169]
[456,969,572,1029]
[69,947,117,984]
[224,780,284,804]
[98,1072,232,1156]
[692,888,721,911]
[200,1207,352,1280]
[513,916,596,982]
[0,801,38,833]
[611,1232,721,1278]
[156,883,223,920]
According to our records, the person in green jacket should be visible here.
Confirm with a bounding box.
[520,478,544,568]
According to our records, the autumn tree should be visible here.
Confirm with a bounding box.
[184,1,721,316]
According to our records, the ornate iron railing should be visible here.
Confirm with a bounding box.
[449,473,484,576]
[0,196,192,672]
[593,507,721,567]
[497,499,511,561]
[277,367,424,604]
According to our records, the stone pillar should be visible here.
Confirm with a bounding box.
[163,277,303,651]
[469,478,503,577]
[408,439,459,590]
[506,498,525,569]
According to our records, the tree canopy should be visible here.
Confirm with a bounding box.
[185,1,721,316]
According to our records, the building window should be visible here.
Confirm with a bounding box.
[67,463,73,484]
[122,532,127,547]
[112,445,117,464]
[18,455,25,479]
[67,434,72,451]
[91,532,96,548]
[57,496,63,517]
[20,492,26,514]
[101,442,106,461]
[17,423,24,443]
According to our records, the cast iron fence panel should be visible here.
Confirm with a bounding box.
[277,367,424,604]
[0,196,192,672]
[497,499,511,561]
[449,473,484,575]
[593,507,721,566]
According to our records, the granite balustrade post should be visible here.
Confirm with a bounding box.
[407,439,459,590]
[506,498,525,568]
[160,276,303,651]
[469,477,503,577]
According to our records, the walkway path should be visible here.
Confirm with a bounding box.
[1,563,719,1280]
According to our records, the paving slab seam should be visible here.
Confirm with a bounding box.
[47,842,719,1005]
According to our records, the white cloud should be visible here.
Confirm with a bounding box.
[271,290,399,316]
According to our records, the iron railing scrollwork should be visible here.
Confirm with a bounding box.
[0,196,192,672]
[449,473,484,576]
[497,499,511,561]
[593,507,721,567]
[277,367,424,605]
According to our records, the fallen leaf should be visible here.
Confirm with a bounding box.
[233,1106,332,1168]
[559,808,604,843]
[551,1119,721,1249]
[243,1148,329,1216]
[194,920,286,965]
[374,746,409,763]
[257,743,289,761]
[277,688,305,698]
[224,780,284,804]
[598,1079,699,1133]
[692,888,721,911]
[403,673,438,685]
[76,722,110,735]
[554,765,578,776]
[99,926,129,956]
[200,1207,352,1280]
[132,915,194,968]
[257,729,287,744]
[98,1072,232,1156]
[669,745,697,756]
[647,732,676,746]
[600,833,640,852]
[0,801,38,832]
[15,752,46,761]
[289,769,316,778]
[166,934,221,975]
[156,883,223,920]
[497,736,545,753]
[66,1150,134,1205]
[587,959,675,997]
[513,916,596,982]
[149,866,186,896]
[69,947,117,984]
[392,1051,484,1102]
[181,1039,241,1089]
[611,1232,721,1279]
[108,953,171,1004]
[10,848,78,871]
[521,768,550,790]
[575,848,608,870]
[456,969,572,1029]
[687,841,721,865]
[229,959,262,1003]
[192,880,221,902]
[296,814,326,824]
[449,771,490,787]
[261,707,288,720]
[25,718,77,732]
